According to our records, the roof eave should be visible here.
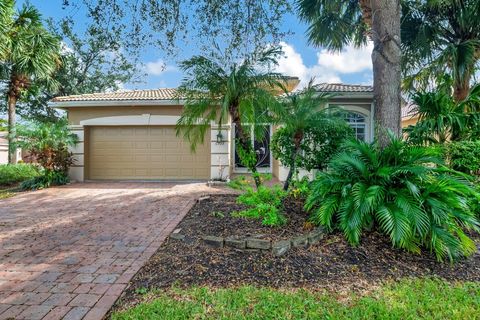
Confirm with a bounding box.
[325,92,374,99]
[48,99,185,109]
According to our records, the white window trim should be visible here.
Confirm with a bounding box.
[232,124,273,174]
[327,103,372,142]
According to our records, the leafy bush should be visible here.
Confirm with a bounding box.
[20,170,69,191]
[0,164,41,186]
[445,141,480,175]
[288,177,311,200]
[234,186,287,226]
[227,174,273,191]
[272,119,353,172]
[15,119,78,174]
[305,134,480,262]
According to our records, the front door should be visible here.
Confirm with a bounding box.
[234,124,271,172]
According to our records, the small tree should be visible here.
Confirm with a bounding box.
[0,1,61,163]
[176,47,283,188]
[15,119,78,175]
[270,82,353,190]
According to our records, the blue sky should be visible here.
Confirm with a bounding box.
[19,0,374,91]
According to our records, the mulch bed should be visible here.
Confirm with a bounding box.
[185,195,309,241]
[113,194,480,311]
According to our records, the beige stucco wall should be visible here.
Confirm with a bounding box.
[402,116,418,128]
[67,105,184,125]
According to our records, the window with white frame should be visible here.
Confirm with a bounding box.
[345,112,367,141]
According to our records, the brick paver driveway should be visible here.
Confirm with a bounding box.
[0,182,222,320]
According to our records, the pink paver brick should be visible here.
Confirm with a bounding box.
[42,306,72,320]
[0,182,227,319]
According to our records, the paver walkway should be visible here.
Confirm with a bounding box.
[0,182,222,320]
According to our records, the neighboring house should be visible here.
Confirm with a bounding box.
[0,132,8,164]
[49,82,374,182]
[401,103,419,128]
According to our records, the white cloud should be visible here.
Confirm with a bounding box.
[145,59,178,76]
[275,42,373,88]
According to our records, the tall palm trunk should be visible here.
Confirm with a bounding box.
[7,92,17,164]
[368,0,402,147]
[230,105,262,188]
[7,74,29,164]
[453,76,471,102]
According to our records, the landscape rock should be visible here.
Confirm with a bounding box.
[225,237,246,249]
[291,235,309,247]
[307,228,324,245]
[203,236,224,248]
[272,240,291,256]
[246,238,271,250]
[170,233,185,241]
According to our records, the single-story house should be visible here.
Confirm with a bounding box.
[49,82,374,182]
[401,103,419,128]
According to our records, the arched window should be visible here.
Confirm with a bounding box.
[345,112,367,141]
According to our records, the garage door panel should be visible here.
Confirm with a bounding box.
[88,126,210,180]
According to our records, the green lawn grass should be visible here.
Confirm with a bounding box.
[111,278,480,320]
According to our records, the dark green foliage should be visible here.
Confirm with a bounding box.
[288,177,311,200]
[15,120,78,174]
[445,141,480,176]
[305,134,479,262]
[20,170,69,191]
[270,81,353,190]
[15,120,77,189]
[0,164,41,186]
[401,0,480,97]
[272,118,353,171]
[176,47,283,187]
[296,0,368,51]
[1,18,140,122]
[405,83,480,144]
[234,186,287,226]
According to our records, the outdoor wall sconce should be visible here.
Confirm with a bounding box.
[216,130,225,145]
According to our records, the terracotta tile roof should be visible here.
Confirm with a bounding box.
[51,88,178,102]
[314,83,373,93]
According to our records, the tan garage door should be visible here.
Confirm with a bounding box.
[87,126,210,180]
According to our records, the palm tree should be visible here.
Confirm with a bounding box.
[271,80,347,190]
[402,0,480,101]
[405,80,480,144]
[305,133,479,262]
[297,0,402,147]
[0,1,61,163]
[176,47,283,187]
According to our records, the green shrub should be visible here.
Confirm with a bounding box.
[288,177,311,199]
[305,134,480,262]
[0,164,41,186]
[227,174,272,191]
[272,119,353,173]
[20,170,69,191]
[234,186,287,226]
[445,141,480,175]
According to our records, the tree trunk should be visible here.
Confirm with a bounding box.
[231,108,262,188]
[283,132,303,191]
[7,93,17,164]
[453,77,470,102]
[370,0,402,147]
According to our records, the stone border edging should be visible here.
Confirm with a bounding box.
[171,227,324,257]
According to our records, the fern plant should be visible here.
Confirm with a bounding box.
[305,133,480,262]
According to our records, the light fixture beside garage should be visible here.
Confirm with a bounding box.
[216,130,225,145]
